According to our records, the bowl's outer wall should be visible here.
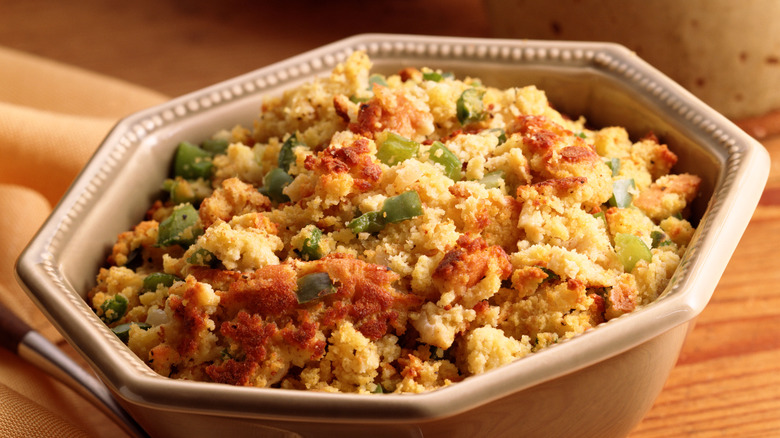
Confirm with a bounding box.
[121,323,689,438]
[15,34,769,437]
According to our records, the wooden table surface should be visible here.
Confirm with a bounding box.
[2,1,778,436]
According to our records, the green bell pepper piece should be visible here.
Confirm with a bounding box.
[381,190,423,223]
[376,132,419,166]
[300,226,324,261]
[142,272,181,293]
[201,138,229,156]
[157,203,202,247]
[348,211,386,234]
[456,88,486,125]
[111,322,151,343]
[428,142,462,181]
[278,133,304,172]
[296,272,336,304]
[173,141,213,180]
[259,167,294,204]
[100,294,128,324]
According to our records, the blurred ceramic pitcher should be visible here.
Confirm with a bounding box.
[485,0,780,120]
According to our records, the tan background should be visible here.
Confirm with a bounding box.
[0,1,778,436]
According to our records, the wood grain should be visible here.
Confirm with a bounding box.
[630,138,780,437]
[0,0,488,98]
[1,1,778,436]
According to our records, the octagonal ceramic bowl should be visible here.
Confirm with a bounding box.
[16,34,769,438]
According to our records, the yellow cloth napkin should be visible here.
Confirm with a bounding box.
[0,46,167,437]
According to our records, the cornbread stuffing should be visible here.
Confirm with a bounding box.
[88,52,701,394]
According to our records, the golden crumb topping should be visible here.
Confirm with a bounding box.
[89,51,700,394]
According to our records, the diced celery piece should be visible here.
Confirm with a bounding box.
[614,233,652,272]
[606,158,621,177]
[479,170,505,189]
[368,74,388,89]
[609,178,635,208]
[422,71,454,82]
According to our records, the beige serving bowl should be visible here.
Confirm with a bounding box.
[16,34,769,438]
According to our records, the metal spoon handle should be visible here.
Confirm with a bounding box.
[0,302,149,438]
